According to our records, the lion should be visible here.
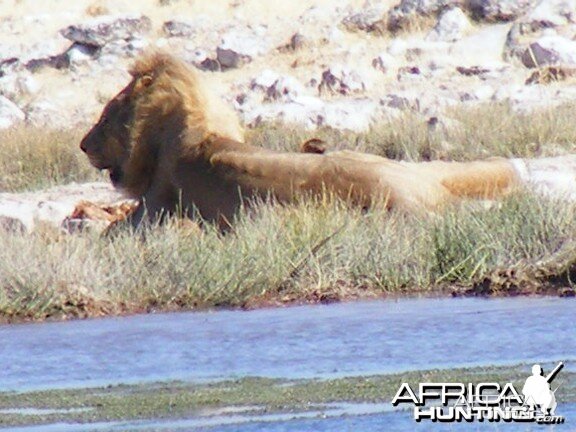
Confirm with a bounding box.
[80,51,520,228]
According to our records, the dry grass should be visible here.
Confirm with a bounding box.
[0,128,105,192]
[0,194,574,322]
[0,104,575,321]
[247,103,576,161]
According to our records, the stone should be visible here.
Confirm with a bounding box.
[240,96,325,130]
[318,99,379,132]
[289,33,307,51]
[66,42,100,66]
[387,0,463,32]
[0,57,19,77]
[0,183,129,233]
[427,7,471,42]
[372,52,398,73]
[250,70,306,102]
[61,15,152,48]
[216,28,270,69]
[525,65,576,84]
[0,215,27,234]
[341,6,387,34]
[381,93,421,111]
[199,57,221,72]
[0,72,39,100]
[277,33,307,52]
[25,101,61,128]
[0,95,25,128]
[100,38,149,58]
[162,20,195,38]
[456,65,491,76]
[318,65,367,95]
[527,0,576,27]
[504,0,576,63]
[216,47,248,69]
[240,94,380,132]
[25,54,70,73]
[521,35,576,68]
[468,0,537,22]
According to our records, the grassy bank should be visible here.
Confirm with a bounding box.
[1,193,575,321]
[0,363,574,428]
[0,104,575,321]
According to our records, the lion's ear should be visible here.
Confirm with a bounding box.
[141,75,153,87]
[134,75,153,92]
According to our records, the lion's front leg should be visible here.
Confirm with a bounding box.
[103,189,176,236]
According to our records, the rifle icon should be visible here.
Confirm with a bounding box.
[545,362,564,384]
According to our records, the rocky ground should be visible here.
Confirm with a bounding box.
[1,0,576,132]
[1,0,576,232]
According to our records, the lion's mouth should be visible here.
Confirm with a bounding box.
[109,167,123,185]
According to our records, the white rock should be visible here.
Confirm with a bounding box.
[217,28,270,68]
[341,5,386,33]
[319,99,379,132]
[527,0,576,27]
[382,93,420,111]
[179,48,211,68]
[241,95,379,132]
[67,43,97,66]
[522,35,576,67]
[459,84,495,103]
[319,65,368,95]
[427,8,471,42]
[0,182,128,233]
[387,0,462,32]
[250,70,307,102]
[513,155,576,201]
[25,100,69,129]
[250,69,281,90]
[161,15,212,38]
[61,15,152,47]
[468,0,537,22]
[0,73,40,100]
[372,52,398,73]
[102,38,149,58]
[18,40,68,65]
[474,84,495,100]
[388,39,409,57]
[241,96,325,130]
[0,95,25,128]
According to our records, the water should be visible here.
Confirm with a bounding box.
[0,297,574,391]
[5,402,573,431]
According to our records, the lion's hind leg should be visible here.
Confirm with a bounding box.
[424,159,520,200]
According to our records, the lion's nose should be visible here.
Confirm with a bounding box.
[80,138,88,153]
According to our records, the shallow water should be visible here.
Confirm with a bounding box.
[200,403,575,432]
[0,297,574,391]
[6,402,573,432]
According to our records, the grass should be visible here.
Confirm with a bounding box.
[248,103,576,161]
[0,363,574,427]
[1,192,574,322]
[0,104,575,321]
[0,128,105,192]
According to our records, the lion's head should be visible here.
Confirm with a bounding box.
[80,83,137,186]
[80,51,245,197]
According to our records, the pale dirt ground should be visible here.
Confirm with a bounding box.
[1,0,531,124]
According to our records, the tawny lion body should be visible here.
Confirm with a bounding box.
[80,52,519,228]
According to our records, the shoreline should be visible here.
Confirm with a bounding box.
[0,363,573,428]
[0,285,573,325]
